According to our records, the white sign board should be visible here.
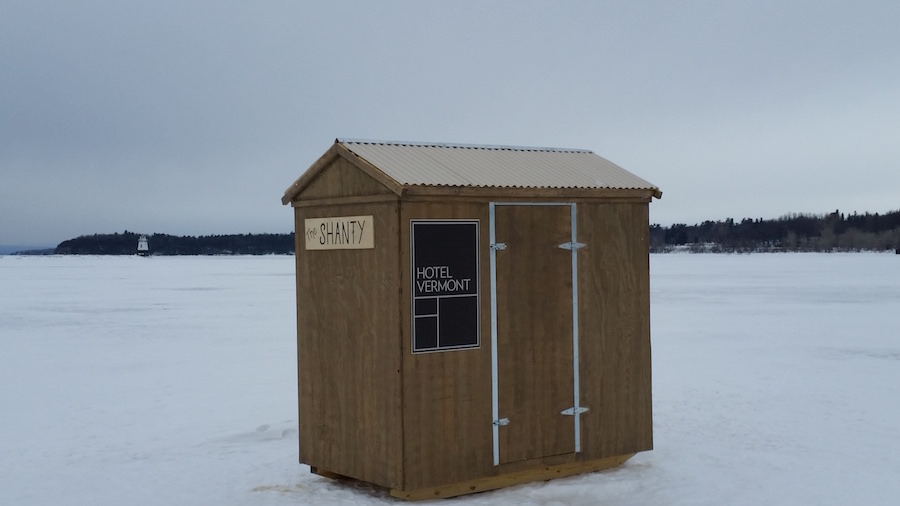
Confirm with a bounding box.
[304,215,374,250]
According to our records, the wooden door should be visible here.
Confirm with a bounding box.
[495,204,575,464]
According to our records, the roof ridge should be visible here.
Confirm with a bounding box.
[336,138,592,154]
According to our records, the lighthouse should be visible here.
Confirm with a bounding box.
[137,235,149,256]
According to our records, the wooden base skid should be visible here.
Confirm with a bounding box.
[391,453,635,501]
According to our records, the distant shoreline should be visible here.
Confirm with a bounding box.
[51,231,294,256]
[0,246,55,256]
[7,208,900,255]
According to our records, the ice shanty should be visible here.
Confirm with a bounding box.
[281,139,662,500]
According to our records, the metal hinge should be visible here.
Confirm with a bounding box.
[558,241,586,250]
[493,418,509,426]
[560,406,589,416]
[491,242,507,251]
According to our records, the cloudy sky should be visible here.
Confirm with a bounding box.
[2,1,899,247]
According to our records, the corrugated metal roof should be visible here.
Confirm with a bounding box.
[337,139,660,194]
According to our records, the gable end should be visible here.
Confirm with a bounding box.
[282,142,403,204]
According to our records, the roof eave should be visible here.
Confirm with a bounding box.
[401,184,660,201]
[280,143,341,205]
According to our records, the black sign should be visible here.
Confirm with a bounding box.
[410,220,480,353]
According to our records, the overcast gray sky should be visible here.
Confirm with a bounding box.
[2,1,899,247]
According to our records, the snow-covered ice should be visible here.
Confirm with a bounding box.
[1,253,899,505]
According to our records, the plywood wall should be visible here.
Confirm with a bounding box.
[294,201,403,488]
[576,202,654,458]
[399,200,496,490]
[396,198,653,490]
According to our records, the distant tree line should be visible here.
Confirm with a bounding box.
[651,209,900,253]
[55,231,294,255]
[33,209,900,256]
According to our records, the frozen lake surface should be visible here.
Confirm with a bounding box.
[1,253,899,505]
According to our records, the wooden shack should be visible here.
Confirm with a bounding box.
[281,139,662,500]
